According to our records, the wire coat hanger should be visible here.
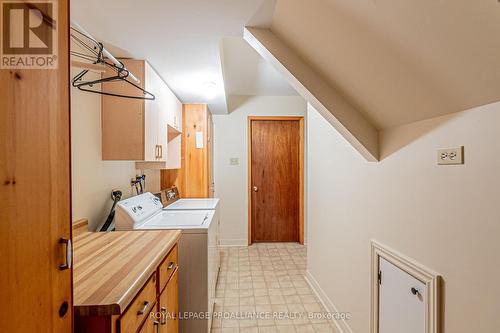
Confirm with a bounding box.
[70,25,155,100]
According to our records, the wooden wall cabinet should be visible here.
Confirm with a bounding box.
[102,59,182,167]
[161,104,214,197]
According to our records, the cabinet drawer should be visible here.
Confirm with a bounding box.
[119,274,157,333]
[158,245,178,292]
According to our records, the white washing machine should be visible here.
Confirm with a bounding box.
[114,192,220,333]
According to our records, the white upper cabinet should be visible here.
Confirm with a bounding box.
[145,62,168,162]
[145,61,182,165]
[144,62,161,161]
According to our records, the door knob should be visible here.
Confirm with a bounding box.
[252,186,258,192]
[411,287,421,296]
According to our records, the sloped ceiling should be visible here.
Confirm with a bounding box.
[270,0,500,129]
[221,37,297,97]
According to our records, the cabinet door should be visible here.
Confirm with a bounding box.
[163,86,182,132]
[379,258,426,333]
[145,63,160,161]
[102,59,146,160]
[157,89,168,162]
[173,104,182,131]
[0,1,72,331]
[159,269,179,333]
[139,317,160,333]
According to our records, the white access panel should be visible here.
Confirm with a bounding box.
[379,257,426,333]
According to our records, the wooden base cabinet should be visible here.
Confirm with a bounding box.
[75,244,179,333]
[138,316,160,333]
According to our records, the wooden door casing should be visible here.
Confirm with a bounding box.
[0,0,72,332]
[248,117,304,244]
[207,112,214,197]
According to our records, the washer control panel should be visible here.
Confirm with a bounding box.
[115,192,162,229]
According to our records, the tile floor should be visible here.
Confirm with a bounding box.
[211,243,337,333]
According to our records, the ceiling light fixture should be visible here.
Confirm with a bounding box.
[203,81,217,99]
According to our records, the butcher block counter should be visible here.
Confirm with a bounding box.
[73,224,181,333]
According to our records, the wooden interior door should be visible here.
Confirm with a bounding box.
[249,118,302,243]
[0,1,72,332]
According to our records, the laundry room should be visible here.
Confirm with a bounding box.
[3,1,500,333]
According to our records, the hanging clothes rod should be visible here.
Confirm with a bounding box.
[70,21,155,100]
[70,21,140,84]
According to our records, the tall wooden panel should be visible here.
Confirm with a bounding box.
[0,1,72,331]
[160,104,214,198]
[183,104,208,197]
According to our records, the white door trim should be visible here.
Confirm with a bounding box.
[371,240,441,333]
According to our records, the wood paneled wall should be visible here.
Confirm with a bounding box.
[161,104,213,198]
[183,104,208,197]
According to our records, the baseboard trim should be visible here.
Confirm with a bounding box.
[219,239,248,247]
[305,270,354,333]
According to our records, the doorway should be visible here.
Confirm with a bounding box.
[248,116,304,245]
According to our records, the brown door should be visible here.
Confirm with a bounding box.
[0,1,72,332]
[250,118,302,243]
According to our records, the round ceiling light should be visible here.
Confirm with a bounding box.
[203,81,217,99]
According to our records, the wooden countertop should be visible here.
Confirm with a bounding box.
[73,229,181,317]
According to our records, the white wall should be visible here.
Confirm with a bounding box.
[71,69,137,231]
[307,103,500,333]
[213,96,307,245]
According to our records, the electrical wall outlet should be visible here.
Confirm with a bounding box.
[437,146,464,165]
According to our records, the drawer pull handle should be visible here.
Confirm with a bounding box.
[59,238,72,270]
[137,301,150,315]
[160,307,167,325]
[154,320,160,333]
[168,262,175,270]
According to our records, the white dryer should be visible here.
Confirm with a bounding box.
[161,186,219,211]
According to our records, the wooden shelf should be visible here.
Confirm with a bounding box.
[135,160,167,170]
[168,124,181,142]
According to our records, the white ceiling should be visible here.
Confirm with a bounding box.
[221,37,297,97]
[71,0,279,114]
